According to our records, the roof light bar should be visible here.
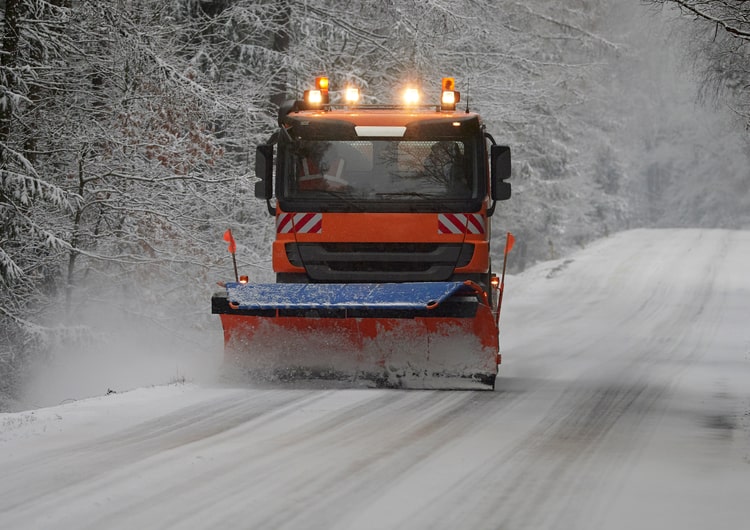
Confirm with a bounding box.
[297,76,462,110]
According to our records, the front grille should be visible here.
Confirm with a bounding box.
[286,242,474,282]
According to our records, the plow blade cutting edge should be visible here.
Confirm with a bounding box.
[211,281,500,390]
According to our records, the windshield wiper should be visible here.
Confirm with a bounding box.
[313,189,365,211]
[374,192,460,211]
[375,192,436,200]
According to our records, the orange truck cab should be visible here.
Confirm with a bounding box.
[254,78,511,291]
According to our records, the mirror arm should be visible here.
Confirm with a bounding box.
[487,199,497,217]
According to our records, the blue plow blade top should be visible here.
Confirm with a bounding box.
[225,281,472,311]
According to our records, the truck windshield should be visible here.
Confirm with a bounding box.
[281,139,479,203]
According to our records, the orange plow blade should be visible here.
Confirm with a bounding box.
[212,282,499,389]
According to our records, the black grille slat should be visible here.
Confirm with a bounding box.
[287,243,474,282]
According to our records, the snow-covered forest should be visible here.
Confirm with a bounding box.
[2,0,749,409]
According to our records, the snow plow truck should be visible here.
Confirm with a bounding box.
[212,77,512,389]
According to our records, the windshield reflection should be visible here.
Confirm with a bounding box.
[284,140,477,200]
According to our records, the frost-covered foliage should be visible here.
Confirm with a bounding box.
[1,0,749,407]
[0,0,269,402]
[648,1,750,128]
[604,4,750,232]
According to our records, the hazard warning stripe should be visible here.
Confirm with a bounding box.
[277,213,294,233]
[438,213,485,234]
[438,213,463,234]
[277,212,323,234]
[295,212,323,234]
[466,213,484,234]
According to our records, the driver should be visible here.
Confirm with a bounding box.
[298,157,347,190]
[297,142,348,191]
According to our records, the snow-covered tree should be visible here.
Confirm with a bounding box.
[0,0,261,401]
[647,1,750,128]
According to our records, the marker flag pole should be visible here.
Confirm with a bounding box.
[497,231,515,323]
[223,228,239,282]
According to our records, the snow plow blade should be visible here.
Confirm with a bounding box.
[211,281,499,389]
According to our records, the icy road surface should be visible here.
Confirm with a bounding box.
[1,229,749,530]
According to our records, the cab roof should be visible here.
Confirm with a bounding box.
[281,107,483,140]
[284,106,480,127]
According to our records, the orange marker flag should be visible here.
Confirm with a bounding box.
[223,228,237,254]
[223,229,239,282]
[504,232,515,256]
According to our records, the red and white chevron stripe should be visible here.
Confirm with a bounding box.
[277,212,323,234]
[438,213,485,234]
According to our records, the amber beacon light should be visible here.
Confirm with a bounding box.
[304,76,331,108]
[441,77,460,111]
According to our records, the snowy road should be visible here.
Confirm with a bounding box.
[2,229,749,529]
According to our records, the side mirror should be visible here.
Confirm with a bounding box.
[494,181,511,201]
[490,145,511,201]
[254,144,274,200]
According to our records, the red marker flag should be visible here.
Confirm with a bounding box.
[223,228,237,254]
[504,232,515,256]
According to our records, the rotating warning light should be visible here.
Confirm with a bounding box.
[303,76,330,108]
[440,77,460,111]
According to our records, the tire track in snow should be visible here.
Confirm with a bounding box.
[502,229,730,383]
[319,376,656,530]
[404,230,735,529]
[0,389,331,520]
[80,390,522,530]
[257,390,522,530]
